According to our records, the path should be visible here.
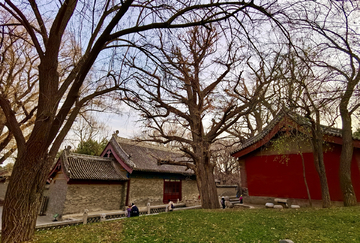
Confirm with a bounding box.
[0,207,55,229]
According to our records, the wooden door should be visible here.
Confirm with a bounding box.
[163,179,182,203]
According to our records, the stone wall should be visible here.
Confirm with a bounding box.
[182,179,199,204]
[47,172,199,215]
[129,177,199,207]
[216,185,238,197]
[46,171,68,217]
[128,178,164,207]
[62,182,126,215]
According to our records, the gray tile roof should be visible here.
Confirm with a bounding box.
[234,112,285,153]
[111,136,194,175]
[231,111,354,155]
[62,152,128,181]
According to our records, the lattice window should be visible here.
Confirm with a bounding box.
[106,213,126,219]
[36,222,82,231]
[151,207,166,214]
[139,211,147,216]
[87,216,101,223]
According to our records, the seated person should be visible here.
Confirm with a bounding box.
[130,203,139,217]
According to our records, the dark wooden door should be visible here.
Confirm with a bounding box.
[163,179,182,203]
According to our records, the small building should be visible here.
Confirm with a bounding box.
[45,134,198,217]
[231,112,360,206]
[101,135,198,206]
[46,150,128,217]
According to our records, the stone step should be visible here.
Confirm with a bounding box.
[233,204,255,209]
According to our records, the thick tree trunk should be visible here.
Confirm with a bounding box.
[339,108,357,206]
[194,155,220,209]
[1,150,51,242]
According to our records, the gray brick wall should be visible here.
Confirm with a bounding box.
[129,178,199,207]
[46,172,199,215]
[217,186,237,197]
[129,178,164,206]
[46,171,68,217]
[63,183,126,215]
[182,179,199,201]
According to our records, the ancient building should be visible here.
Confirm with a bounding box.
[231,112,360,206]
[45,134,198,217]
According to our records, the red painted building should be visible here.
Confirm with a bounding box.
[231,113,360,204]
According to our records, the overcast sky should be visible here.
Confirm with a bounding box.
[100,111,140,139]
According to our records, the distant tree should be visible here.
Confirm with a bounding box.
[226,47,291,142]
[353,128,360,140]
[212,141,240,186]
[65,114,109,148]
[66,113,109,156]
[75,138,108,156]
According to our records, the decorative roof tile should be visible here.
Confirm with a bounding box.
[111,136,194,175]
[62,152,128,181]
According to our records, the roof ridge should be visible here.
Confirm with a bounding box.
[114,136,182,154]
[110,136,137,168]
[231,111,359,155]
[68,152,113,161]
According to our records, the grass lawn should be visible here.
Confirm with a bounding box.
[30,206,360,242]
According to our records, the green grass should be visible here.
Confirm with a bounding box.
[30,207,360,242]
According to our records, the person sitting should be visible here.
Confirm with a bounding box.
[168,200,174,212]
[130,203,139,217]
[126,205,132,217]
[221,196,225,209]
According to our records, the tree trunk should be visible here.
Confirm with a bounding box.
[195,157,220,209]
[339,108,357,206]
[311,122,331,208]
[298,151,312,207]
[313,151,331,208]
[1,150,51,242]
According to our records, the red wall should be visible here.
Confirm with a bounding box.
[245,145,360,201]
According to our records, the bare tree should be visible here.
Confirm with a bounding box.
[212,140,240,186]
[277,49,336,208]
[228,56,283,139]
[226,48,294,172]
[0,1,279,241]
[286,0,360,206]
[234,38,337,207]
[0,20,38,164]
[122,24,274,209]
[68,114,108,146]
